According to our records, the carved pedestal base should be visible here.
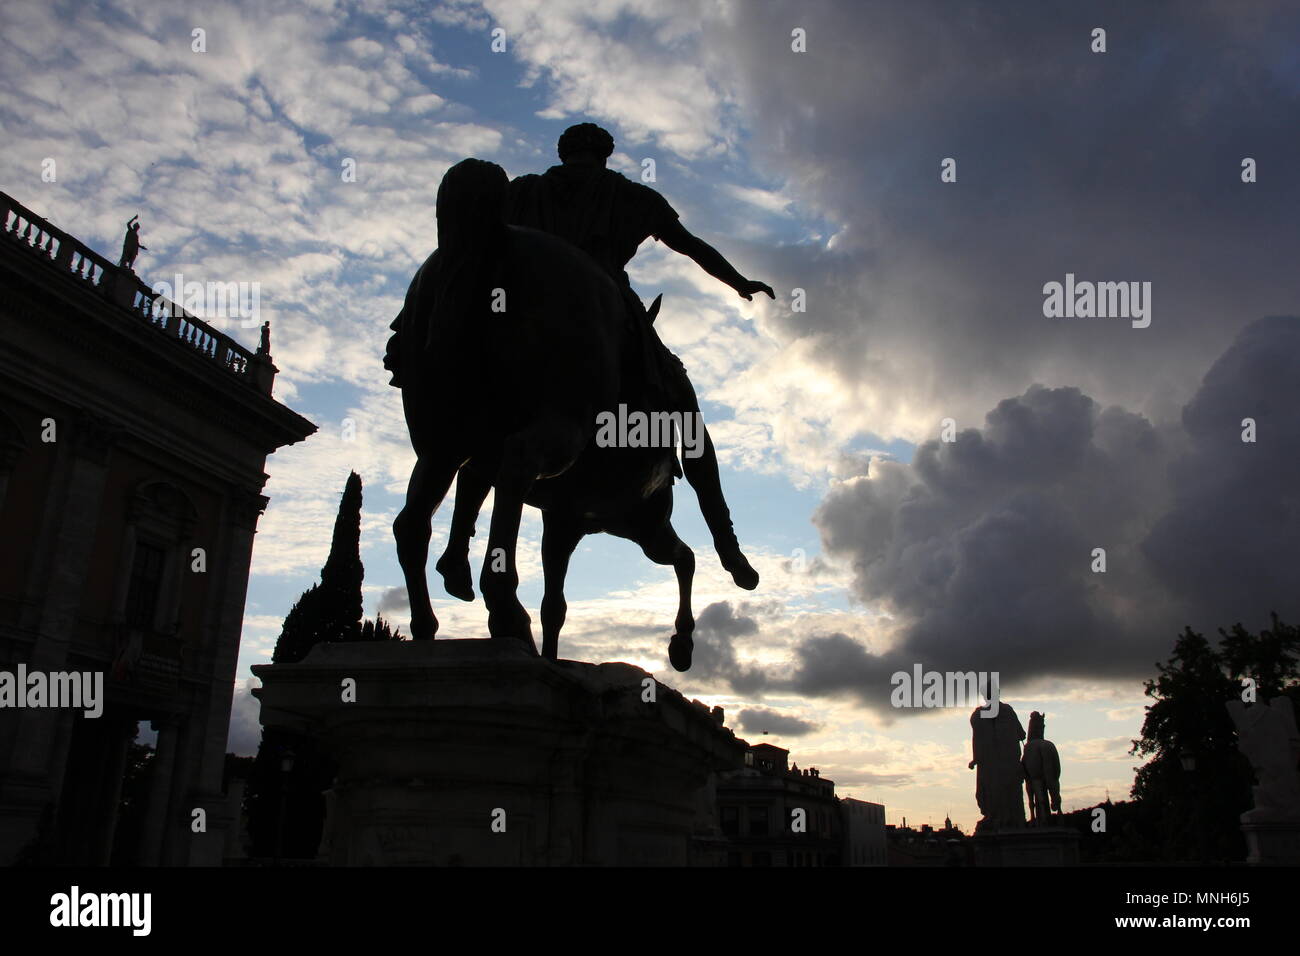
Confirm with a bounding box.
[1241,821,1300,865]
[972,826,1080,866]
[252,638,743,866]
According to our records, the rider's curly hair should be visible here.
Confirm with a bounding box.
[557,123,615,162]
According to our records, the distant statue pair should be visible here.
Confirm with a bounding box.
[969,704,1061,830]
[385,123,774,670]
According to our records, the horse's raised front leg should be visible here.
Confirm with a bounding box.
[435,459,494,602]
[393,454,461,641]
[540,512,584,661]
[635,515,696,672]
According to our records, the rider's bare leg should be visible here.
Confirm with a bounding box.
[658,352,758,590]
[682,421,758,590]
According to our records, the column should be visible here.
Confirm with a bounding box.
[138,716,181,866]
[90,716,138,865]
[183,485,264,865]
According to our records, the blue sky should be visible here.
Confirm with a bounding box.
[5,0,1300,830]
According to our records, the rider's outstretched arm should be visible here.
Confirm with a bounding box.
[655,220,775,301]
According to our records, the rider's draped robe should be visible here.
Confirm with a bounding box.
[971,702,1028,830]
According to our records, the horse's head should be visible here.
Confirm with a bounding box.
[436,158,508,252]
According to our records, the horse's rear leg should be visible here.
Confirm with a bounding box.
[435,459,493,602]
[481,421,586,652]
[394,455,460,641]
[540,512,584,661]
[634,518,696,672]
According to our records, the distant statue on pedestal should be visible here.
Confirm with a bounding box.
[1022,711,1062,825]
[257,320,271,357]
[1227,697,1300,823]
[969,701,1026,832]
[118,215,147,270]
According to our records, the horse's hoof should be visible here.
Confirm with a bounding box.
[407,608,437,640]
[502,636,539,655]
[435,555,475,602]
[719,548,759,591]
[668,633,693,672]
[487,629,538,655]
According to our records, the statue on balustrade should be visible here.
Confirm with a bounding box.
[382,123,773,671]
[118,215,146,271]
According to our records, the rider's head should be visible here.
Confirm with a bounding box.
[557,123,614,167]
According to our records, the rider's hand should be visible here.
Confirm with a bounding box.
[737,279,775,301]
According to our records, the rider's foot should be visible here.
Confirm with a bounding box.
[435,553,475,602]
[718,543,759,590]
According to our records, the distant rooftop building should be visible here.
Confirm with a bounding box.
[841,797,887,866]
[886,816,969,866]
[0,191,315,864]
[717,741,845,866]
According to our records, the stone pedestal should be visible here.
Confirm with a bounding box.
[972,826,1080,866]
[251,638,744,866]
[1241,821,1300,865]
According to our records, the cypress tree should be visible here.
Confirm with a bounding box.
[249,471,373,859]
[272,471,364,663]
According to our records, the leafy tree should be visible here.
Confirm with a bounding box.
[358,614,399,641]
[1129,614,1300,861]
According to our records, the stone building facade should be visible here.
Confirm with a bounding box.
[841,796,888,866]
[717,742,846,866]
[0,191,314,865]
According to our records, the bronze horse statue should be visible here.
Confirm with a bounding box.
[1022,711,1062,825]
[388,158,697,670]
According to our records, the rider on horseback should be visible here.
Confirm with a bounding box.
[385,123,769,591]
[504,123,770,589]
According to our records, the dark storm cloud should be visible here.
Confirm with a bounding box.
[737,707,820,737]
[688,601,768,694]
[674,1,1300,715]
[714,0,1300,433]
[377,586,409,617]
[1143,315,1300,624]
[806,316,1300,710]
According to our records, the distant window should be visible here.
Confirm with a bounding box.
[721,806,739,836]
[727,852,741,867]
[744,751,754,767]
[124,541,165,629]
[749,807,769,836]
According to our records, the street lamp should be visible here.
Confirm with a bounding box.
[1178,745,1207,862]
[274,748,295,866]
